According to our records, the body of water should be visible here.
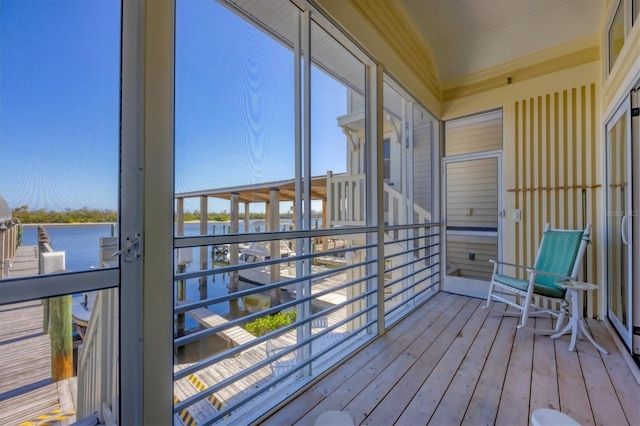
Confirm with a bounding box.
[21,220,314,332]
[22,223,117,272]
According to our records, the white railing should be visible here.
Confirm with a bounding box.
[327,173,434,310]
[326,171,431,227]
[77,287,119,425]
[383,182,431,226]
[326,171,366,226]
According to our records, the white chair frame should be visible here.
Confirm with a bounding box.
[485,224,591,334]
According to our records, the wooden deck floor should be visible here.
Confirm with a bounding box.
[262,292,640,426]
[7,245,40,278]
[0,300,78,426]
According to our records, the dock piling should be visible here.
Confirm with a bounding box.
[50,294,73,381]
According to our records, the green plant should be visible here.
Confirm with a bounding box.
[245,311,296,337]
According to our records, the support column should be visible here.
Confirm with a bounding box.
[269,188,281,307]
[176,198,184,237]
[176,261,186,339]
[140,1,175,423]
[322,198,328,252]
[265,201,270,231]
[230,194,240,234]
[0,229,5,278]
[50,294,73,381]
[199,196,208,300]
[244,202,250,233]
[175,198,185,339]
[229,193,240,316]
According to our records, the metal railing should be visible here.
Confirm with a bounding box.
[383,224,441,326]
[171,223,440,425]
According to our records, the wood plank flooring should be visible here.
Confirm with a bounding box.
[0,300,78,426]
[7,245,39,278]
[261,292,640,426]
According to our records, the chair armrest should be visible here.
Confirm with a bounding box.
[489,259,530,269]
[523,267,572,281]
[490,260,572,282]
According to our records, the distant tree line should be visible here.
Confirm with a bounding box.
[11,206,323,224]
[12,206,117,223]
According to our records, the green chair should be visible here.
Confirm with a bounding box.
[485,224,591,333]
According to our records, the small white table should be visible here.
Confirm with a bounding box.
[531,408,580,426]
[551,281,608,354]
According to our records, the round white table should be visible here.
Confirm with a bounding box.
[551,281,608,354]
[531,408,580,426]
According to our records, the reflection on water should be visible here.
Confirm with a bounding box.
[176,330,231,364]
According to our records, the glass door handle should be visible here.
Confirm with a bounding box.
[621,214,630,245]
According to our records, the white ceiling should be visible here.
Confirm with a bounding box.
[399,0,603,82]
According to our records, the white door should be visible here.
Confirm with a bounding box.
[605,97,634,349]
[442,152,502,298]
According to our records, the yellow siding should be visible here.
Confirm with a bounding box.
[504,83,600,317]
[446,234,497,280]
[446,158,498,229]
[445,110,503,156]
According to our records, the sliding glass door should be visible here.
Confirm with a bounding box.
[605,97,633,349]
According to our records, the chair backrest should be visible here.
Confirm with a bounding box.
[533,224,591,286]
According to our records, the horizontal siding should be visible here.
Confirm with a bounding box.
[445,110,503,156]
[446,158,498,228]
[447,235,497,280]
[350,91,365,114]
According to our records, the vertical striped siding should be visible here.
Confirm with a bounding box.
[509,83,600,317]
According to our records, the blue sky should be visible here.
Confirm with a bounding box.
[1,0,347,214]
[0,0,120,211]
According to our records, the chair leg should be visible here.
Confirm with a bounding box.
[518,296,531,328]
[484,281,495,309]
[485,262,499,310]
[555,311,566,332]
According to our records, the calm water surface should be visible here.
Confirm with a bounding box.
[21,221,298,330]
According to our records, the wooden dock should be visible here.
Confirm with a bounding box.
[173,302,352,425]
[186,306,256,347]
[285,271,348,309]
[0,300,78,426]
[1,243,80,425]
[7,245,40,278]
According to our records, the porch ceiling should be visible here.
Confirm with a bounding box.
[399,0,603,83]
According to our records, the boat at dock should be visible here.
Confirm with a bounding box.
[237,240,296,288]
[71,292,95,340]
[236,239,346,291]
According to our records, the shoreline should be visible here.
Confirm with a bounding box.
[21,222,117,227]
[22,219,309,227]
[23,220,240,227]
